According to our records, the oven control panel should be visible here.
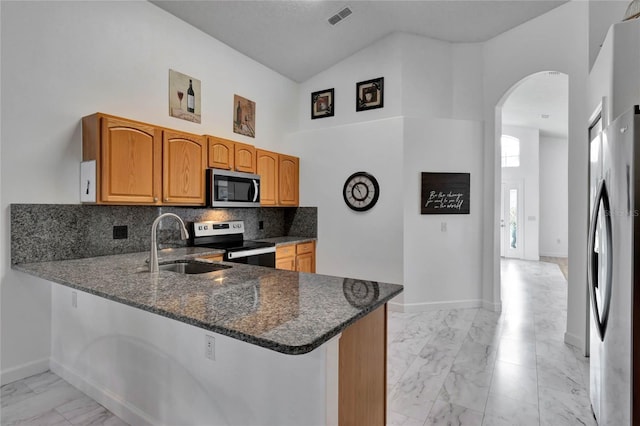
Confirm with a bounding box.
[193,220,245,237]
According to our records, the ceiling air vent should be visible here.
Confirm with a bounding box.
[328,6,353,26]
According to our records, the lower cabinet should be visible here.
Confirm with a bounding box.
[275,241,315,273]
[198,253,224,262]
[339,304,387,425]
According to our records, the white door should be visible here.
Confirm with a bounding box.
[501,180,524,259]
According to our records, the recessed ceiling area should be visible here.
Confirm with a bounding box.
[150,0,568,83]
[502,72,569,139]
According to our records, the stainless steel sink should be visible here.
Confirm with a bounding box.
[158,260,231,274]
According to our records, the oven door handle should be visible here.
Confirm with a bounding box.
[227,247,275,259]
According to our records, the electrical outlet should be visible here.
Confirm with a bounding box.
[258,220,264,230]
[72,291,77,308]
[205,335,215,361]
[441,222,447,232]
[113,225,128,239]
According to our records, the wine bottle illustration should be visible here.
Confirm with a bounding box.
[235,101,242,126]
[187,80,195,113]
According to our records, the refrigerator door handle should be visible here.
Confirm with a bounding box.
[588,179,614,341]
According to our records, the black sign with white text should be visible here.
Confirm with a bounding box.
[421,172,470,215]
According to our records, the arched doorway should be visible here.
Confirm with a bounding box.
[494,70,569,310]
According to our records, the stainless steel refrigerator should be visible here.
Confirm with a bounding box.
[588,105,640,425]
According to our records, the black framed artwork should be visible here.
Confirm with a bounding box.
[311,88,334,119]
[421,172,470,214]
[356,77,384,111]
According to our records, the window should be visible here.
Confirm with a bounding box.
[501,135,520,167]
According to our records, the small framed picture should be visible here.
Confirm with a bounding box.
[233,94,256,138]
[356,77,384,111]
[311,88,334,119]
[169,69,201,123]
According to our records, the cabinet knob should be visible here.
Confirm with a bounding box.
[153,197,158,202]
[164,198,169,202]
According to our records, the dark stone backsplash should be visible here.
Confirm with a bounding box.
[11,204,317,264]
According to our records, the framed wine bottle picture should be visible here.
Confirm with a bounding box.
[169,69,201,123]
[233,94,256,138]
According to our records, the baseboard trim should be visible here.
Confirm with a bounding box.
[388,299,483,313]
[482,300,502,313]
[564,331,584,351]
[50,359,156,426]
[540,252,569,258]
[1,357,49,386]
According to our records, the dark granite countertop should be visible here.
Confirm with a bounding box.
[13,248,402,355]
[255,236,317,246]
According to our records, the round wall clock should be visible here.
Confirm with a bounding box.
[343,171,380,212]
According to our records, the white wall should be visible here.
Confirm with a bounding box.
[539,136,569,257]
[50,283,331,426]
[400,34,453,118]
[502,125,540,261]
[589,1,629,71]
[284,118,404,286]
[296,32,403,132]
[0,1,297,383]
[289,32,487,309]
[402,117,484,310]
[452,43,485,122]
[482,1,590,348]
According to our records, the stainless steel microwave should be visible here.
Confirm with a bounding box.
[206,169,261,207]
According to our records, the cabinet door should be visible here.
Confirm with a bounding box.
[276,256,296,271]
[100,116,161,204]
[234,142,256,173]
[256,149,279,206]
[276,245,296,271]
[296,241,315,273]
[207,136,234,170]
[279,154,299,206]
[296,252,315,273]
[163,130,207,205]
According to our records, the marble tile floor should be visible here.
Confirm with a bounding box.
[2,258,591,426]
[1,371,128,426]
[388,258,593,426]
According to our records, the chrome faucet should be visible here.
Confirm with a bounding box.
[149,213,189,273]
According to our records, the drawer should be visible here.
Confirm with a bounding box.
[296,241,315,255]
[198,254,224,262]
[276,245,296,258]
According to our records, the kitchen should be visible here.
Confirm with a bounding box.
[0,1,636,425]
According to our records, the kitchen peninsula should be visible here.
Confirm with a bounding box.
[14,248,402,426]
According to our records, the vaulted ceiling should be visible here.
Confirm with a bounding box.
[151,0,571,138]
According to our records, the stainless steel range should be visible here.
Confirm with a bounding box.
[190,220,276,267]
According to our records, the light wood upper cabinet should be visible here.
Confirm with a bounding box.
[163,130,207,205]
[257,151,299,207]
[83,113,162,205]
[234,141,256,173]
[256,149,279,206]
[278,154,299,206]
[207,136,234,170]
[83,113,295,207]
